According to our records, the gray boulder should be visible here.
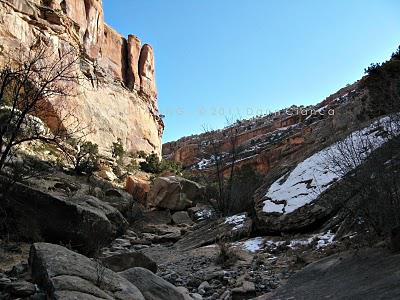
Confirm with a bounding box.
[29,243,145,300]
[100,251,157,273]
[1,178,128,255]
[119,267,193,300]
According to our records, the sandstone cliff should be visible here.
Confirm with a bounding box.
[0,0,164,155]
[163,81,362,175]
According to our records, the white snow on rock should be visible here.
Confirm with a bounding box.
[242,237,264,252]
[194,208,214,221]
[224,213,247,231]
[197,157,213,170]
[263,115,400,214]
[235,231,336,253]
[315,231,335,249]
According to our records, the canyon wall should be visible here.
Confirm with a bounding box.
[163,82,363,176]
[0,0,164,155]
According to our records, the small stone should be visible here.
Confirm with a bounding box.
[6,281,36,297]
[198,281,211,291]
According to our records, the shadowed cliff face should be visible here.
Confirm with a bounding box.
[0,0,164,155]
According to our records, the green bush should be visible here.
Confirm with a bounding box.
[139,153,160,173]
[111,138,125,164]
[139,152,182,174]
[72,141,99,175]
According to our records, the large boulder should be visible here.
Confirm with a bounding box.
[126,176,150,204]
[147,176,204,211]
[119,267,193,300]
[1,179,128,255]
[100,251,157,273]
[29,243,145,300]
[174,213,253,251]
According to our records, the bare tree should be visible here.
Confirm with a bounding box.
[202,119,241,216]
[0,39,84,173]
[324,115,400,237]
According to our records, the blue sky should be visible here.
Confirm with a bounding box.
[103,0,400,142]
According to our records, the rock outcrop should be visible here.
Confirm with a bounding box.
[262,248,400,300]
[163,82,361,172]
[174,213,252,251]
[0,0,163,155]
[1,177,128,255]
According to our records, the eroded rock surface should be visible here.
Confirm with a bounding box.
[29,243,146,299]
[0,0,163,155]
[261,248,400,300]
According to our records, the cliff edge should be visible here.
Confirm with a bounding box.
[0,0,164,155]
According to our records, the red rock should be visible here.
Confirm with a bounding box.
[100,25,127,82]
[139,44,157,99]
[127,34,141,91]
[126,176,150,204]
[0,0,163,156]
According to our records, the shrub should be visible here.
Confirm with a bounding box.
[229,165,263,214]
[139,152,182,174]
[137,150,147,159]
[215,240,238,267]
[112,138,125,164]
[159,159,182,174]
[71,140,99,175]
[391,45,400,60]
[139,152,160,173]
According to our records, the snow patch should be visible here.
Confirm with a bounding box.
[194,208,213,221]
[241,237,264,253]
[263,116,400,214]
[224,213,247,231]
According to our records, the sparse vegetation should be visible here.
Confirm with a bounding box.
[362,45,400,117]
[139,152,182,175]
[112,138,125,164]
[326,117,400,238]
[0,39,82,174]
[215,239,239,267]
[70,140,100,175]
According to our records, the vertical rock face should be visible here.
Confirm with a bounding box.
[127,34,141,91]
[101,25,128,82]
[83,0,104,58]
[0,0,164,155]
[139,44,157,99]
